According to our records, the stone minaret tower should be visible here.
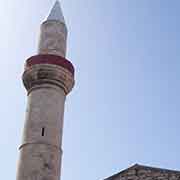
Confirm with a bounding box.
[16,1,75,180]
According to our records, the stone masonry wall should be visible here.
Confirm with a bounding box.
[106,166,180,180]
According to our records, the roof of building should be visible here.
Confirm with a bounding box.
[104,164,180,180]
[47,0,65,24]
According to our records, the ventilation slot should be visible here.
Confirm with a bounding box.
[42,127,45,136]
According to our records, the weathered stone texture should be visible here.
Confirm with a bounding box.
[105,165,180,180]
[17,144,61,180]
[22,87,66,147]
[17,54,74,180]
[38,20,67,57]
[17,86,65,180]
[23,63,74,94]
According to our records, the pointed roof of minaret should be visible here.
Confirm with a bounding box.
[47,0,65,24]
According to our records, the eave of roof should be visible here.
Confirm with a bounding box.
[104,164,180,180]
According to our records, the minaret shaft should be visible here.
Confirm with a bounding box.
[38,1,67,57]
[38,20,67,57]
[17,87,65,180]
[16,1,74,180]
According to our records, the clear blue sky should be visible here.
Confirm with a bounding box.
[1,0,180,180]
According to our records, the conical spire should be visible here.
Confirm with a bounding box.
[47,0,65,24]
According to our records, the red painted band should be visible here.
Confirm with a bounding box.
[25,54,75,76]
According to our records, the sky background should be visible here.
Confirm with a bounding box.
[1,0,180,180]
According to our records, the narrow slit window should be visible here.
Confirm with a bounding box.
[42,127,45,136]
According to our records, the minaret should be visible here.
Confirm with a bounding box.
[16,1,75,180]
